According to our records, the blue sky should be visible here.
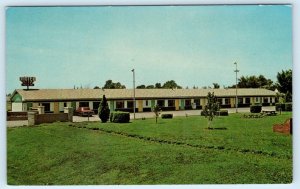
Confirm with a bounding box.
[5,5,292,93]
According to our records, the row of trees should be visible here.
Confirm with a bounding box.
[93,69,292,101]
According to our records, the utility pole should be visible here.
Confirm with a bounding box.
[131,69,136,119]
[234,62,239,113]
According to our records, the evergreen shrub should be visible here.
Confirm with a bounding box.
[161,114,173,119]
[217,110,229,116]
[250,104,262,113]
[285,103,292,112]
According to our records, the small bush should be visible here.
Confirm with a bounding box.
[216,110,229,116]
[275,103,284,111]
[275,103,292,111]
[250,104,262,113]
[285,103,292,112]
[161,114,173,119]
[110,112,130,123]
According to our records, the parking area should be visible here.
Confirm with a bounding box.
[7,106,276,127]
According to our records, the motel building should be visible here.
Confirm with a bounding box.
[10,88,277,114]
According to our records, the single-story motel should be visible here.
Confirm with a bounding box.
[9,88,278,114]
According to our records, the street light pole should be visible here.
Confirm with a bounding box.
[131,69,136,119]
[234,62,239,113]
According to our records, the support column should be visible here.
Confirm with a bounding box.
[28,111,37,126]
[54,102,59,114]
[138,100,143,112]
[64,107,73,122]
[175,99,179,111]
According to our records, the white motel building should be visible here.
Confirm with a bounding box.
[10,88,277,114]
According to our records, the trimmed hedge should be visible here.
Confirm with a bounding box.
[275,103,292,112]
[161,114,173,119]
[285,103,292,112]
[216,110,229,116]
[250,105,262,113]
[110,112,130,123]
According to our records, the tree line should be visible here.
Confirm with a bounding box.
[92,69,292,102]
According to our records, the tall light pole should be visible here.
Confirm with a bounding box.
[131,69,136,119]
[234,62,239,113]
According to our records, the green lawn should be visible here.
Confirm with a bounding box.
[7,112,292,184]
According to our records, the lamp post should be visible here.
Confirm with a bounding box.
[234,62,239,113]
[131,69,136,119]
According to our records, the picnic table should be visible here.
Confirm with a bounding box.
[261,110,277,116]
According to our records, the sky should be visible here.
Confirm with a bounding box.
[5,5,292,93]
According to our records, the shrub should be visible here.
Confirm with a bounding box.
[110,112,130,123]
[275,103,284,111]
[285,103,292,112]
[98,95,110,123]
[216,110,229,116]
[161,114,173,119]
[250,104,262,113]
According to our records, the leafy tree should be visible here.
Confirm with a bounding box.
[155,83,162,88]
[152,104,161,124]
[213,83,220,89]
[162,80,182,89]
[94,86,100,89]
[202,92,220,128]
[136,85,146,89]
[98,95,110,123]
[103,80,126,89]
[146,85,155,89]
[234,75,275,90]
[276,69,292,102]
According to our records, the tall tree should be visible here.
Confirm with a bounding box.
[212,83,220,89]
[162,80,182,89]
[202,92,220,128]
[103,80,126,89]
[155,83,162,88]
[98,95,110,123]
[236,75,275,90]
[136,85,146,89]
[276,69,292,102]
[152,104,161,124]
[146,85,155,89]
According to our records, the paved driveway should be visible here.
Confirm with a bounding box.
[7,106,276,126]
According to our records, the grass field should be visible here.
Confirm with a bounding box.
[7,112,292,185]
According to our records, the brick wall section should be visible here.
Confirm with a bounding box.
[35,113,69,125]
[7,112,28,121]
[273,118,292,135]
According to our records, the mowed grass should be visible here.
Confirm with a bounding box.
[7,112,292,185]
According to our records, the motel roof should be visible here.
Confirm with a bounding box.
[12,88,277,102]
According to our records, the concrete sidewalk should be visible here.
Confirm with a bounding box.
[7,106,276,126]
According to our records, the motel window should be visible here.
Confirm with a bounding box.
[64,102,67,107]
[79,102,89,107]
[127,101,134,108]
[93,102,100,109]
[157,100,165,107]
[224,98,230,105]
[217,98,222,105]
[194,99,200,106]
[238,98,243,104]
[41,103,50,112]
[185,100,191,106]
[145,100,149,106]
[116,101,124,109]
[168,100,175,107]
[245,98,250,104]
[255,97,260,103]
[263,97,268,103]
